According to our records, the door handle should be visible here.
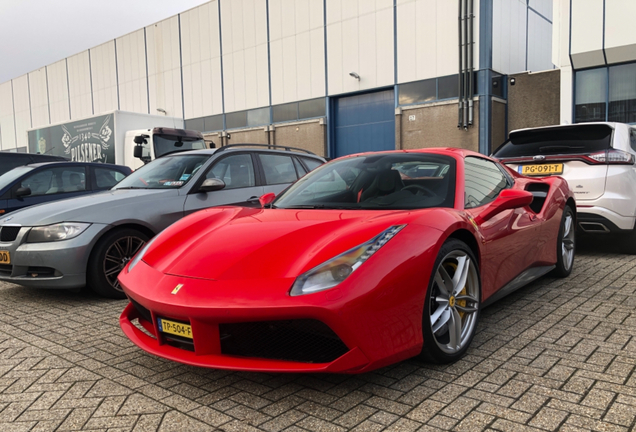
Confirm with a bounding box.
[247,196,259,203]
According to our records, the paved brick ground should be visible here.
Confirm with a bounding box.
[0,239,635,431]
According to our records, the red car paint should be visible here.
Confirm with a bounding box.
[119,148,574,373]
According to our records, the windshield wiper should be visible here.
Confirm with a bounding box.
[114,186,145,190]
[282,205,327,209]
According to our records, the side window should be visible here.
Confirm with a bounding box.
[259,154,298,185]
[630,130,636,152]
[94,168,126,190]
[301,157,323,172]
[207,154,256,190]
[464,157,508,208]
[20,167,86,196]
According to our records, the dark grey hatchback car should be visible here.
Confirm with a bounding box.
[0,145,324,298]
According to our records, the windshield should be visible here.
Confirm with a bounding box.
[274,153,456,210]
[0,166,34,188]
[113,154,210,190]
[154,135,207,157]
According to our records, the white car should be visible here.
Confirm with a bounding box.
[493,122,636,247]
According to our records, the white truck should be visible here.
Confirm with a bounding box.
[28,110,208,170]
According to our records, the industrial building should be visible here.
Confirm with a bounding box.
[0,0,556,159]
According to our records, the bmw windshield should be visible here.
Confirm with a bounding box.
[113,154,210,190]
[274,153,456,210]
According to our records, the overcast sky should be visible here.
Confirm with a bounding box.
[0,0,210,84]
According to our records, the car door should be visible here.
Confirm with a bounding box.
[463,157,540,299]
[6,165,89,213]
[183,152,264,214]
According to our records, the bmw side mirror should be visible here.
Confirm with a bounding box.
[474,189,533,224]
[198,178,225,193]
[15,187,32,198]
[259,192,276,208]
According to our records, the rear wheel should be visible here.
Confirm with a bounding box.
[420,239,480,364]
[551,206,575,277]
[87,228,148,299]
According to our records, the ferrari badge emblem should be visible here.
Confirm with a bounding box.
[171,284,184,295]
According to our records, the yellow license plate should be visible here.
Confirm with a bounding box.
[520,163,563,176]
[0,250,10,264]
[157,318,192,339]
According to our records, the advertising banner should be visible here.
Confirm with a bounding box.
[28,114,114,163]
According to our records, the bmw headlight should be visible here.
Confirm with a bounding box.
[127,235,158,272]
[290,225,406,296]
[27,223,91,243]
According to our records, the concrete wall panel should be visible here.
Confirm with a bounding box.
[90,41,118,114]
[146,16,183,118]
[605,1,636,64]
[0,82,16,150]
[28,69,49,128]
[570,0,604,69]
[493,0,527,74]
[67,51,93,120]
[221,0,269,112]
[116,29,148,114]
[47,60,70,125]
[269,0,325,105]
[327,0,394,95]
[181,1,223,119]
[274,121,325,156]
[12,75,31,148]
[527,10,553,72]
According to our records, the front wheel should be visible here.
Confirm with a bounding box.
[87,228,149,299]
[551,206,575,278]
[420,239,480,364]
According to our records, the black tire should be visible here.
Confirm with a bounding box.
[87,228,149,299]
[551,206,575,278]
[420,239,481,364]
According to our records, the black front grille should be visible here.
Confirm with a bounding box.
[219,319,349,363]
[0,226,20,242]
[129,298,152,323]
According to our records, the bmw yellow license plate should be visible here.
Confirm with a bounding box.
[157,318,192,339]
[519,163,563,176]
[0,250,10,264]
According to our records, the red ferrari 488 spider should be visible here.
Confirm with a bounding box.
[119,148,575,373]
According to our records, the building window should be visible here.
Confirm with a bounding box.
[438,75,459,100]
[247,107,270,127]
[609,63,636,123]
[398,79,436,105]
[225,111,248,129]
[185,114,224,132]
[273,103,297,122]
[575,68,607,123]
[272,98,326,123]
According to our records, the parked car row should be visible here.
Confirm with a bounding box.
[1,122,634,373]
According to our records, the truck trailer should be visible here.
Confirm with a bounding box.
[28,111,207,170]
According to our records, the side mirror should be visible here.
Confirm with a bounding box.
[259,192,276,208]
[474,189,533,224]
[15,187,32,198]
[198,178,225,193]
[133,134,149,145]
[133,145,144,159]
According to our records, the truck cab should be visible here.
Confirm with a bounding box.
[124,128,208,169]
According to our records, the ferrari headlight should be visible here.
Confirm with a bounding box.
[27,223,91,243]
[127,235,158,273]
[290,224,406,296]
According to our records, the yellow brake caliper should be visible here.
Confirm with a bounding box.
[444,261,467,320]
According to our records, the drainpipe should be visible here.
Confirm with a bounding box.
[462,0,469,130]
[468,0,474,126]
[458,0,464,129]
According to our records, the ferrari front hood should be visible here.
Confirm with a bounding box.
[143,207,421,281]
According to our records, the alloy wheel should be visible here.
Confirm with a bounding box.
[561,212,575,271]
[429,251,480,355]
[103,235,146,292]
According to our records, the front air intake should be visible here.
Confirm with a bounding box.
[0,226,20,242]
[220,319,349,363]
